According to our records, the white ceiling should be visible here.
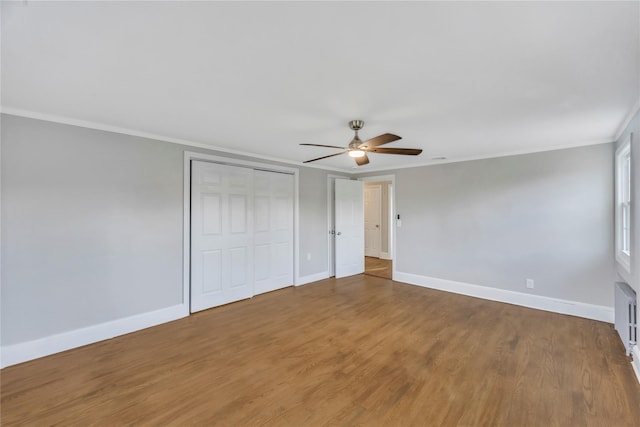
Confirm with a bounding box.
[2,1,639,172]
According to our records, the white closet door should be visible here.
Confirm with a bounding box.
[335,179,364,278]
[253,170,294,295]
[191,161,253,312]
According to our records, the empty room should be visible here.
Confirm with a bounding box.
[2,1,640,425]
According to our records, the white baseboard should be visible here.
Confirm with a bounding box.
[1,304,188,368]
[379,252,392,260]
[295,271,330,287]
[632,345,640,385]
[394,272,614,323]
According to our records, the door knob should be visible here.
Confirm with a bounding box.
[336,231,342,235]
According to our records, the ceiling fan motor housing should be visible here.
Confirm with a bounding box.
[349,120,364,131]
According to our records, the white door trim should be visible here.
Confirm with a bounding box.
[364,184,382,258]
[358,174,396,278]
[183,151,300,311]
[384,183,393,260]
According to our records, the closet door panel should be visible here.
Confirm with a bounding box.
[191,161,253,312]
[253,170,294,295]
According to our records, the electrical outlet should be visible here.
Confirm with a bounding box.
[526,279,534,289]
[307,253,311,261]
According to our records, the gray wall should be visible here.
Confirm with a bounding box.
[1,114,339,346]
[1,112,620,347]
[298,167,332,274]
[361,143,616,307]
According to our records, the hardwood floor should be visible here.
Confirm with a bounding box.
[2,275,639,426]
[364,256,392,279]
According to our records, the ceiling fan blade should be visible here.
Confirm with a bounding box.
[300,143,347,149]
[358,133,401,149]
[355,154,370,166]
[368,147,423,155]
[303,151,347,163]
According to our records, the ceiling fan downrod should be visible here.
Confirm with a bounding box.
[349,120,364,149]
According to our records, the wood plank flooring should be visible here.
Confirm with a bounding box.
[364,256,392,279]
[2,275,640,426]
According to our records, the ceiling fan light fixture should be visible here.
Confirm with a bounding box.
[349,149,366,158]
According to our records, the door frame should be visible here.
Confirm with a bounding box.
[183,151,300,311]
[327,173,396,279]
[384,183,394,260]
[358,174,396,278]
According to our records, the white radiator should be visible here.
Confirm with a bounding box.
[615,282,637,355]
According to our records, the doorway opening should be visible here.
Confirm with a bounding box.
[327,174,395,280]
[364,179,393,279]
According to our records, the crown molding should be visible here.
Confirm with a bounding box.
[2,106,617,176]
[354,137,615,175]
[613,97,640,143]
[0,106,349,174]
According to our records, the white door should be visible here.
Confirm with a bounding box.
[253,170,294,295]
[364,185,382,258]
[191,161,253,312]
[335,179,364,278]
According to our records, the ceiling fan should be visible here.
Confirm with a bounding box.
[300,120,423,166]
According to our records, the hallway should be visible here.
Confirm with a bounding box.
[364,257,392,279]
